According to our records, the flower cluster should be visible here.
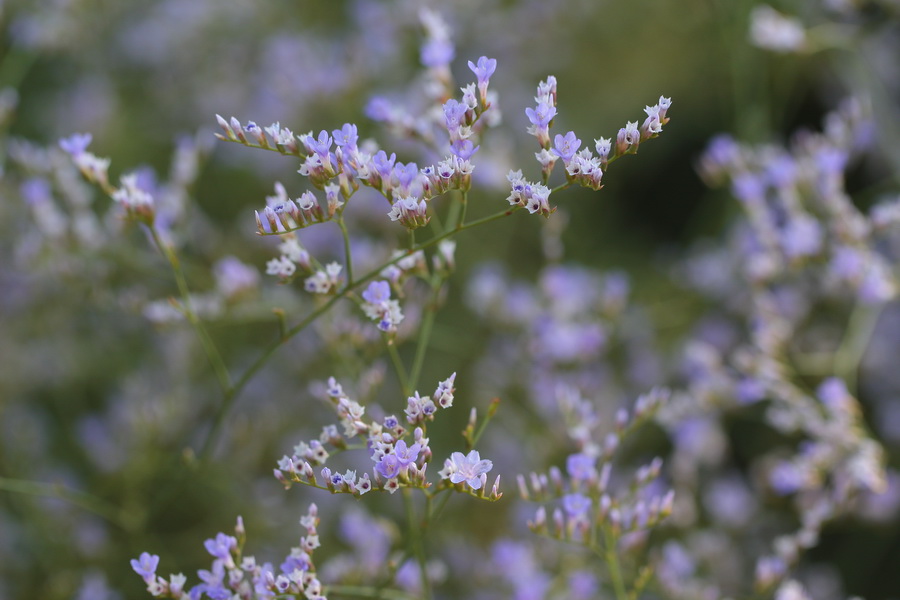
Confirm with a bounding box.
[274,374,500,499]
[130,507,326,600]
[520,388,674,545]
[517,75,671,215]
[360,280,404,333]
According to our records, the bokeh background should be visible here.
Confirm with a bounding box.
[2,0,900,599]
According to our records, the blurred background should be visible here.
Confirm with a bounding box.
[2,0,900,599]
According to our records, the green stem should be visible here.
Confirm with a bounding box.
[148,226,232,393]
[444,191,463,231]
[456,191,468,229]
[199,293,345,459]
[337,216,354,286]
[426,488,453,523]
[387,340,410,397]
[470,398,501,448]
[327,585,418,600]
[403,489,432,600]
[0,476,128,529]
[601,526,629,600]
[200,206,522,456]
[833,300,882,395]
[408,276,443,392]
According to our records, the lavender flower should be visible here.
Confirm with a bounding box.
[551,131,581,163]
[467,55,497,105]
[442,450,493,490]
[130,552,159,584]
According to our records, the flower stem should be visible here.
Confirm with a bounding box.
[387,339,411,397]
[456,191,468,229]
[601,526,629,600]
[148,225,232,393]
[833,300,882,395]
[408,275,444,392]
[201,205,522,458]
[403,489,432,600]
[337,216,354,286]
[326,586,418,600]
[0,476,129,529]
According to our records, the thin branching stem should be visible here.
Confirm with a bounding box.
[409,275,444,392]
[457,190,468,229]
[337,215,354,286]
[601,526,629,600]
[327,585,419,600]
[200,206,522,458]
[403,489,432,600]
[148,225,232,393]
[0,476,129,529]
[833,300,882,395]
[388,340,411,397]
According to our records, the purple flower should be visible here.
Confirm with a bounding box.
[130,552,159,583]
[566,453,597,481]
[769,461,805,495]
[780,215,822,259]
[394,162,420,191]
[562,493,592,518]
[371,150,396,180]
[525,101,556,128]
[59,132,92,156]
[551,131,581,162]
[204,532,237,562]
[376,453,401,479]
[421,38,455,67]
[443,99,468,137]
[467,56,497,85]
[280,553,310,576]
[306,130,332,159]
[815,147,848,177]
[447,450,493,489]
[332,123,358,149]
[450,139,480,161]
[394,440,421,466]
[731,172,765,202]
[365,97,394,122]
[362,280,391,304]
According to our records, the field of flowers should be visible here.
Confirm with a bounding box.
[2,1,900,599]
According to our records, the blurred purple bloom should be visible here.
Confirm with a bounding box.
[394,162,419,189]
[561,493,591,518]
[443,99,467,134]
[203,532,237,561]
[130,552,159,582]
[59,132,93,155]
[732,172,765,202]
[450,139,480,160]
[365,97,394,122]
[566,453,597,481]
[421,38,454,67]
[362,280,391,304]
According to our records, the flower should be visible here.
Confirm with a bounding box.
[394,440,421,466]
[551,131,581,163]
[443,450,493,490]
[130,552,160,583]
[361,280,404,333]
